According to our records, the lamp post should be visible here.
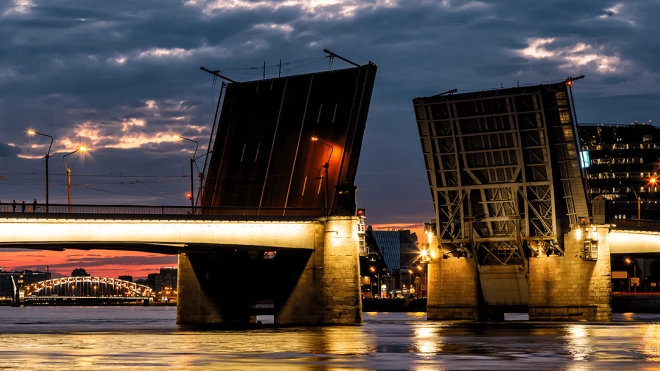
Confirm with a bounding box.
[311,136,334,215]
[62,146,88,213]
[626,257,637,293]
[175,135,198,213]
[27,130,54,211]
[191,151,214,210]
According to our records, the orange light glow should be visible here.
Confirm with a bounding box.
[27,129,36,135]
[310,136,319,141]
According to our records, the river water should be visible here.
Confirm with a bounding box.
[1,306,660,370]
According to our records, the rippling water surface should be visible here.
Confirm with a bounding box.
[2,306,660,370]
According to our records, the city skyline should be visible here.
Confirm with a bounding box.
[2,1,660,274]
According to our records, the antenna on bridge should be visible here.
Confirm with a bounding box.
[323,49,361,68]
[200,67,237,83]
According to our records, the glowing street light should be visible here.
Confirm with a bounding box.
[311,136,334,215]
[27,129,54,210]
[175,135,198,213]
[62,145,88,212]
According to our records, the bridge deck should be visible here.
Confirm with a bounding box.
[0,211,327,253]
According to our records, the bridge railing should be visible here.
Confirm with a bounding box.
[0,202,326,217]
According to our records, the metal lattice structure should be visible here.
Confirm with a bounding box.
[414,82,589,266]
[25,276,153,297]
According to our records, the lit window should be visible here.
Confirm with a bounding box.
[559,108,571,124]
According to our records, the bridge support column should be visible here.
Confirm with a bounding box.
[176,253,225,324]
[275,216,362,325]
[528,226,611,321]
[427,240,479,320]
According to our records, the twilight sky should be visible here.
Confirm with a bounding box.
[1,0,659,277]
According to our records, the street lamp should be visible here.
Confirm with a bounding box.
[27,129,54,211]
[311,136,334,215]
[175,135,198,213]
[625,257,637,293]
[62,145,88,212]
[191,151,214,209]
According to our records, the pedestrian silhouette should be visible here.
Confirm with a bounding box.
[32,199,37,212]
[12,200,16,212]
[21,201,26,212]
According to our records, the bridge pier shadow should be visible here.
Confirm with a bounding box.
[177,216,363,326]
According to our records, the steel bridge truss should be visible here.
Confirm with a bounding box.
[25,276,153,297]
[414,83,589,266]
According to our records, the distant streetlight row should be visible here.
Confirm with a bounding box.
[27,129,88,211]
[26,130,204,211]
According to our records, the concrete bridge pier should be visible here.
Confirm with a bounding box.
[426,234,480,320]
[274,216,362,325]
[426,256,479,320]
[528,226,612,321]
[176,216,363,325]
[426,226,612,322]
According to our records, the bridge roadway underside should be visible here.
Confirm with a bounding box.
[0,214,363,325]
[0,213,325,253]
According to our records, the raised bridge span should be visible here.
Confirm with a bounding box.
[413,81,660,322]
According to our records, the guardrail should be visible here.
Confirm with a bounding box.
[0,203,327,217]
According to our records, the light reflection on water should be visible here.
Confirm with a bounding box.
[2,307,660,370]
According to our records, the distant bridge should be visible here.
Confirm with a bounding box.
[15,276,153,306]
[26,276,152,297]
[24,295,152,305]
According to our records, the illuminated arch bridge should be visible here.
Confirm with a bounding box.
[25,277,153,299]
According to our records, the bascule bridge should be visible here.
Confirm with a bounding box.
[0,55,377,326]
[413,81,613,321]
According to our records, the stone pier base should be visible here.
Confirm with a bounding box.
[427,257,479,320]
[528,227,611,321]
[176,216,362,325]
[275,216,362,325]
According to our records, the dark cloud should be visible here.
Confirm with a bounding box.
[0,143,21,158]
[2,0,660,223]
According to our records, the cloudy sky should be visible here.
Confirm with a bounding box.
[1,0,659,277]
